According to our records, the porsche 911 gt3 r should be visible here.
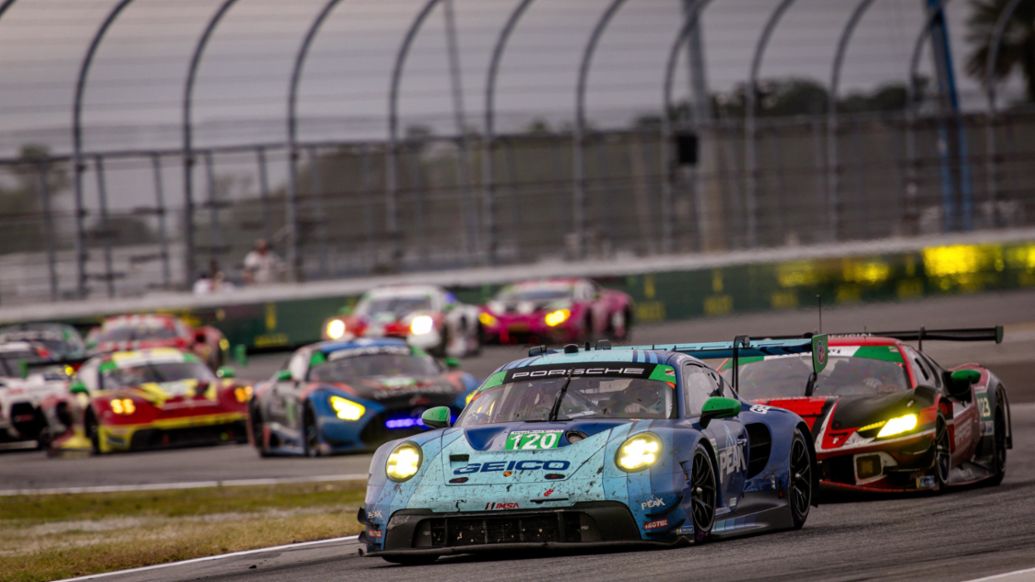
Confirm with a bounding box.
[725,327,1011,493]
[249,338,479,456]
[358,337,823,563]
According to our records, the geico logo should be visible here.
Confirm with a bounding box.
[511,367,644,379]
[453,460,571,474]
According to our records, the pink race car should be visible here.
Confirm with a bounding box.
[478,278,633,345]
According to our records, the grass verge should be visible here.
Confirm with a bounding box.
[0,480,366,582]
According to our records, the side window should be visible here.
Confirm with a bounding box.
[684,364,720,417]
[919,353,944,389]
[903,347,934,387]
[287,351,309,382]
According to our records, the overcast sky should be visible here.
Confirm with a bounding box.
[0,0,1023,157]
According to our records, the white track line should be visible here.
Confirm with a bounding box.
[55,535,361,581]
[965,566,1035,582]
[0,473,368,496]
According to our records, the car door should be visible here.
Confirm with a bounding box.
[684,363,748,513]
[921,349,980,463]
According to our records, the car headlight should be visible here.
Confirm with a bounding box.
[110,398,136,415]
[615,432,662,472]
[329,395,365,421]
[478,312,497,327]
[386,442,422,481]
[233,386,253,403]
[544,308,571,327]
[410,315,435,336]
[876,413,918,438]
[325,319,347,340]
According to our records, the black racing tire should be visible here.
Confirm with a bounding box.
[250,402,271,458]
[688,445,717,543]
[988,393,1008,486]
[382,555,438,566]
[84,409,102,455]
[789,429,813,529]
[933,415,951,492]
[302,402,321,458]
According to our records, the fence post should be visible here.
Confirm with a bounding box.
[72,0,137,298]
[93,155,115,298]
[203,150,224,270]
[827,0,876,242]
[287,0,345,282]
[255,146,273,245]
[150,153,172,288]
[574,0,629,259]
[661,0,713,253]
[36,162,59,301]
[483,0,536,264]
[442,0,478,261]
[984,0,1024,227]
[745,0,796,249]
[184,0,241,289]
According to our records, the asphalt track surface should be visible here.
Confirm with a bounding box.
[10,290,1035,581]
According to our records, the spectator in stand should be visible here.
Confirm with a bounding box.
[194,259,236,294]
[243,239,284,285]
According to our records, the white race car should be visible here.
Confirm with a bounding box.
[0,342,71,445]
[321,285,481,357]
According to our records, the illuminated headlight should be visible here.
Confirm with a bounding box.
[329,395,365,421]
[233,386,253,403]
[110,398,136,415]
[616,432,662,472]
[544,308,571,327]
[876,414,918,438]
[325,319,347,340]
[409,315,435,336]
[386,442,422,481]
[478,312,497,327]
[219,338,230,351]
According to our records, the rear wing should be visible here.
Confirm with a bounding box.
[19,356,89,379]
[754,326,1002,350]
[623,334,829,391]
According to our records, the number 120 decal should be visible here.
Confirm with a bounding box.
[505,430,562,450]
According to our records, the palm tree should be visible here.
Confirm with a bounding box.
[965,0,1035,104]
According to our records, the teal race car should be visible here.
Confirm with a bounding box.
[358,337,825,563]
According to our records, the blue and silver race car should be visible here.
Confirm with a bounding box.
[358,337,825,563]
[248,338,479,456]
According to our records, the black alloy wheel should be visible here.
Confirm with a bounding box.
[689,446,717,543]
[789,430,812,529]
[934,416,951,490]
[302,403,321,457]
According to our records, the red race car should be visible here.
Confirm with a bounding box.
[724,327,1011,494]
[39,348,251,454]
[478,278,633,345]
[86,314,229,369]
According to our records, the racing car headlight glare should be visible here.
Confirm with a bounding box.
[876,413,918,438]
[616,432,662,472]
[386,443,422,481]
[544,308,571,327]
[409,315,434,336]
[329,395,365,421]
[234,386,253,403]
[325,319,347,340]
[110,398,136,415]
[478,312,497,327]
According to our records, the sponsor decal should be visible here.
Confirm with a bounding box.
[643,518,669,530]
[544,488,555,497]
[366,528,383,539]
[453,460,571,475]
[749,405,770,414]
[675,524,695,535]
[505,364,653,383]
[485,502,520,511]
[977,394,992,419]
[505,430,562,450]
[640,496,665,510]
[367,510,383,520]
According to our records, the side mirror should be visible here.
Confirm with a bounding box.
[69,381,89,395]
[443,357,461,370]
[217,366,236,379]
[699,396,740,429]
[275,369,293,382]
[232,345,248,366]
[948,369,980,399]
[421,406,452,429]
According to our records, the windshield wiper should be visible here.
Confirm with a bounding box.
[547,377,573,421]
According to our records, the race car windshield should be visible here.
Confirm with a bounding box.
[723,354,910,400]
[96,325,179,343]
[309,353,439,383]
[0,329,80,353]
[0,352,36,377]
[456,377,674,426]
[357,296,432,319]
[495,286,572,303]
[102,361,214,388]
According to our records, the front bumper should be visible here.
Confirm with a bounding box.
[97,412,247,453]
[817,430,937,492]
[365,502,658,557]
[481,316,576,344]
